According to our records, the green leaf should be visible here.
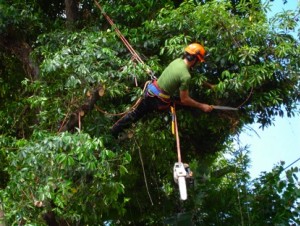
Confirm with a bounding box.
[119,165,128,175]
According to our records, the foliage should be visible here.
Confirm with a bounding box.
[1,132,131,225]
[250,164,300,225]
[0,0,299,225]
[186,144,300,225]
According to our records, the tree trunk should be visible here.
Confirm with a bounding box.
[0,39,39,80]
[65,0,78,23]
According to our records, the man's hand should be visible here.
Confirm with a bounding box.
[200,104,213,113]
[180,90,213,113]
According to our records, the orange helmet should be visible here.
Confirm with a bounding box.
[184,43,206,62]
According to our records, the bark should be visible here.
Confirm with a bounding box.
[65,0,79,23]
[0,203,5,226]
[43,204,69,226]
[0,34,41,137]
[0,38,39,80]
[59,86,105,132]
[43,211,60,226]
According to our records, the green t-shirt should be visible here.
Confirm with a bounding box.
[157,58,191,95]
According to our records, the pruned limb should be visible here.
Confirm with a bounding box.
[59,85,104,132]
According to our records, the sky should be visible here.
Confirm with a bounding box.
[238,0,300,179]
[239,115,300,179]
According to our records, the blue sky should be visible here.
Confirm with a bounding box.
[240,115,300,178]
[239,0,300,179]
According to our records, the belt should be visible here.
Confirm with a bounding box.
[147,80,170,99]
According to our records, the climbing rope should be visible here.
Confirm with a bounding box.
[93,0,156,80]
[92,0,159,117]
[171,104,182,163]
[134,137,154,205]
[94,80,151,117]
[236,86,253,109]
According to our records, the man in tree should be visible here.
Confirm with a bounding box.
[111,43,213,139]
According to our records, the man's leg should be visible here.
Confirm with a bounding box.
[111,95,169,138]
[111,96,150,138]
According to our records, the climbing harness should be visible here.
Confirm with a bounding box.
[147,80,171,101]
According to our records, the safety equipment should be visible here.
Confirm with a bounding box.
[184,43,206,62]
[147,80,171,100]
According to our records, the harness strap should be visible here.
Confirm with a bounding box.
[147,80,170,100]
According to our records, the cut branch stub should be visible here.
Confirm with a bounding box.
[98,85,105,96]
[59,85,103,132]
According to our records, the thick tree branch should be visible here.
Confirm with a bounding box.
[59,86,105,132]
[65,0,79,28]
[0,38,39,80]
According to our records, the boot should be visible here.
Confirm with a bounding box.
[111,114,134,139]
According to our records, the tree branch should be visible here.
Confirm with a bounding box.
[59,85,105,132]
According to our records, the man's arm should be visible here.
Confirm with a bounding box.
[180,90,213,112]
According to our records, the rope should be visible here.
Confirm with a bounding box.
[95,97,142,117]
[93,0,158,117]
[93,0,156,80]
[91,3,157,201]
[94,0,144,64]
[171,104,182,163]
[95,80,150,117]
[278,156,300,181]
[236,86,253,109]
[134,137,154,205]
[283,156,300,172]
